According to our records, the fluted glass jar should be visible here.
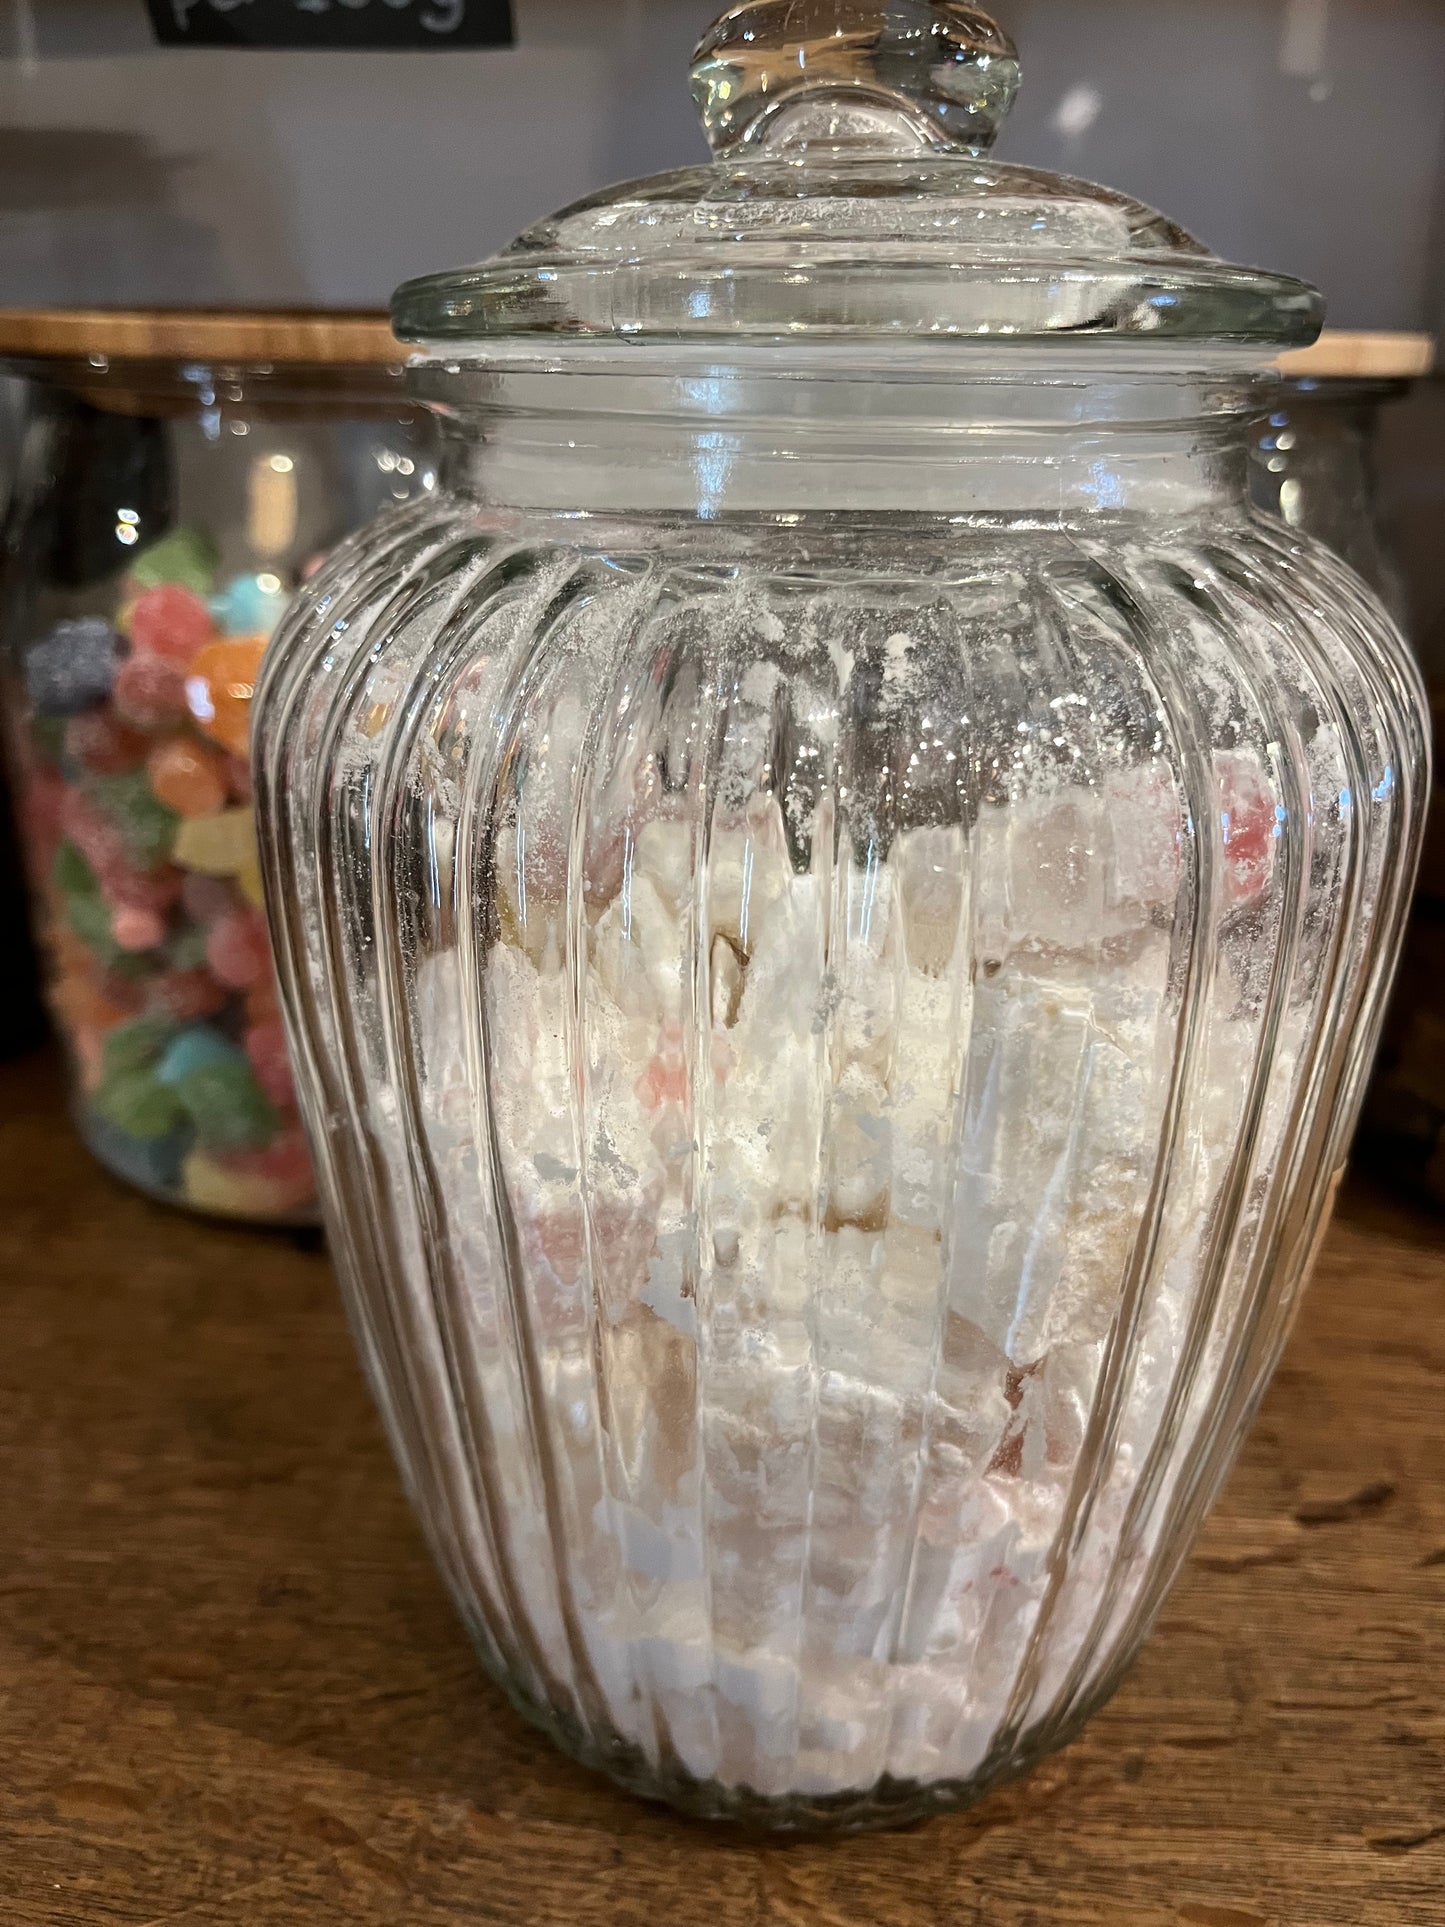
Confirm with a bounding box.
[254,0,1429,1828]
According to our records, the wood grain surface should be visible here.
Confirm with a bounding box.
[0,1047,1441,1927]
[0,308,403,366]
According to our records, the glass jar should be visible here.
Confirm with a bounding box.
[0,309,436,1221]
[254,0,1429,1826]
[1248,332,1434,613]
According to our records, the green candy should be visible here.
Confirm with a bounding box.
[100,1016,176,1082]
[130,527,219,596]
[64,887,121,959]
[90,771,179,868]
[94,1067,184,1141]
[53,839,97,899]
[174,1057,278,1153]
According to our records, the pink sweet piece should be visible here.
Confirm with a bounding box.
[1216,749,1278,906]
[60,787,127,875]
[205,908,272,990]
[63,711,149,775]
[126,583,215,665]
[111,905,166,953]
[112,653,189,732]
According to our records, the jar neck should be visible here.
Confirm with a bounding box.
[416,348,1266,521]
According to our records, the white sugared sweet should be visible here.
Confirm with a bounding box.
[408,748,1290,1801]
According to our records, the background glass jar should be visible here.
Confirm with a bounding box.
[0,310,436,1222]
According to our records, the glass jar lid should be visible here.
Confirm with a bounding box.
[392,0,1322,353]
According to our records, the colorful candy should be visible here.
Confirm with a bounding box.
[185,636,268,757]
[127,583,216,664]
[129,527,219,596]
[23,617,120,716]
[113,653,189,732]
[13,526,314,1221]
[147,738,227,818]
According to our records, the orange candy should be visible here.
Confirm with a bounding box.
[147,737,228,818]
[184,635,267,757]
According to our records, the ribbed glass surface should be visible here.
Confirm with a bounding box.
[254,490,1426,1829]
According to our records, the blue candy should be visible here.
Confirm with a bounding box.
[210,572,289,639]
[24,617,121,716]
[82,1112,186,1196]
[155,1024,238,1089]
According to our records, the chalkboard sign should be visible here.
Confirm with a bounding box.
[146,0,514,51]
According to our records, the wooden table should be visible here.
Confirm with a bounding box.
[1,1049,1441,1927]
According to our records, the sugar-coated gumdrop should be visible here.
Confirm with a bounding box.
[90,771,180,868]
[60,788,127,876]
[111,905,166,953]
[220,1122,312,1195]
[97,857,182,915]
[53,837,99,899]
[63,886,121,959]
[180,870,236,925]
[184,635,267,756]
[181,1148,310,1219]
[211,572,289,640]
[51,975,136,1043]
[155,1023,236,1089]
[236,856,265,909]
[244,1019,294,1108]
[93,1065,184,1141]
[126,582,215,665]
[172,806,256,877]
[146,738,227,818]
[144,967,228,1022]
[23,617,120,716]
[206,908,270,989]
[223,754,252,803]
[130,527,219,596]
[112,652,188,732]
[63,711,148,776]
[100,1016,174,1082]
[173,1053,278,1153]
[85,1112,186,1196]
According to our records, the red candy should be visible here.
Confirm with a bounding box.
[205,908,271,990]
[127,584,215,665]
[113,653,188,732]
[98,857,183,914]
[144,968,228,1022]
[244,1018,295,1108]
[64,712,148,775]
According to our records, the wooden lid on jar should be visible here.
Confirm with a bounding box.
[0,307,405,366]
[1275,331,1435,381]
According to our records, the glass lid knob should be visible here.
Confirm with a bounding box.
[690,0,1021,160]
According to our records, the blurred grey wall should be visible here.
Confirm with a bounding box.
[0,0,1439,329]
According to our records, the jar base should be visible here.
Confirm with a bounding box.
[483,1661,1054,1834]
